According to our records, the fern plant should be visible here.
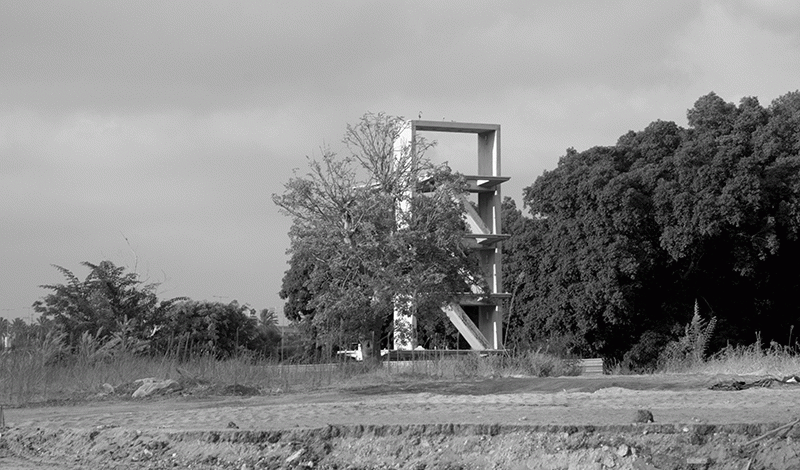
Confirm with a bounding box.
[658,299,717,370]
[685,299,717,363]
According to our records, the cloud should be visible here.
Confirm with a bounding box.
[1,0,702,113]
[3,0,800,321]
[673,1,800,105]
[728,0,800,38]
[0,106,294,310]
[1,1,408,110]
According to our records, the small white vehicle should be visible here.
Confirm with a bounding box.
[336,343,389,361]
[336,343,364,361]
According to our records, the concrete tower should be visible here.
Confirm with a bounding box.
[393,120,510,350]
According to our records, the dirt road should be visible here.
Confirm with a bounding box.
[1,375,799,469]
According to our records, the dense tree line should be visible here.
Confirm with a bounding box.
[0,316,54,351]
[30,261,281,358]
[504,92,800,365]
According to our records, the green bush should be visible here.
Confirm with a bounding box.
[622,331,670,373]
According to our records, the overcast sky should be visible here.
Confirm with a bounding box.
[2,0,799,323]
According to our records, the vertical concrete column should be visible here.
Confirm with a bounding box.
[477,129,503,350]
[393,123,416,350]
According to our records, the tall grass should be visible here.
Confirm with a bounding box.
[685,337,800,377]
[5,327,798,404]
[650,300,800,376]
[0,334,582,405]
[370,350,581,382]
[0,348,381,405]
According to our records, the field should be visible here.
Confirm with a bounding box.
[2,357,800,469]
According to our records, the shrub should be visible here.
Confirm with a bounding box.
[622,331,670,373]
[506,350,581,377]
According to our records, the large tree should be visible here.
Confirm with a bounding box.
[274,113,483,353]
[507,92,800,360]
[32,261,181,348]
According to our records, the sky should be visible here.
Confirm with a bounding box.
[2,0,800,323]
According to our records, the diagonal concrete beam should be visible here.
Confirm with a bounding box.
[459,194,491,235]
[441,302,490,350]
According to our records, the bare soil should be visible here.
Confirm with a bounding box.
[1,374,799,469]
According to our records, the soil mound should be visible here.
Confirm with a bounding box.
[3,422,800,469]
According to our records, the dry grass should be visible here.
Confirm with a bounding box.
[605,333,800,377]
[0,350,378,405]
[685,341,800,377]
[4,331,798,406]
[0,344,583,405]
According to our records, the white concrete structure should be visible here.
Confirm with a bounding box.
[393,120,509,350]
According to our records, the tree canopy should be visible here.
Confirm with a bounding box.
[274,113,482,350]
[32,261,178,348]
[32,261,280,357]
[505,91,800,362]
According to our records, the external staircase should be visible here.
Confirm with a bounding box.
[397,121,510,351]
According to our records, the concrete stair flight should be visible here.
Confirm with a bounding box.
[441,302,490,350]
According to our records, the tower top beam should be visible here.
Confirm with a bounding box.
[412,120,500,134]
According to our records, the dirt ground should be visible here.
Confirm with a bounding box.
[1,374,799,469]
